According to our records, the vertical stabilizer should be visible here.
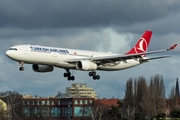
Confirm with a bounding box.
[126,30,152,56]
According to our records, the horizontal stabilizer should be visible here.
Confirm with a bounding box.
[140,56,171,62]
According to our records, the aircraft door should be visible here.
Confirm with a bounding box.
[52,52,58,58]
[23,47,28,55]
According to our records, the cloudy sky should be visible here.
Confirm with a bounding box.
[0,0,180,98]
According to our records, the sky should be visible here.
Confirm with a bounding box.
[0,0,180,99]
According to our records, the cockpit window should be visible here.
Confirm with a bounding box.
[10,48,18,50]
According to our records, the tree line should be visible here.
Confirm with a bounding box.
[79,74,180,120]
[0,74,180,120]
[122,74,166,120]
[111,74,180,120]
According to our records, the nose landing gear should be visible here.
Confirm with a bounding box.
[19,62,24,71]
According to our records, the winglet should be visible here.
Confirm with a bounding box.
[167,44,177,51]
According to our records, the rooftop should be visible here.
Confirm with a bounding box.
[97,98,120,107]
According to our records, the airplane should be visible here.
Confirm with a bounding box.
[5,30,177,81]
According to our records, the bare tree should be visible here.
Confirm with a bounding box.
[169,86,179,111]
[121,100,135,120]
[152,75,166,116]
[122,78,135,120]
[139,78,148,114]
[124,78,134,106]
[79,100,109,120]
[135,76,149,119]
[138,75,165,119]
[123,74,166,119]
[0,91,22,120]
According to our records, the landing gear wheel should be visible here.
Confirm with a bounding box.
[64,69,75,81]
[92,72,96,76]
[64,72,71,77]
[19,62,24,71]
[96,75,100,80]
[89,71,100,80]
[93,76,97,80]
[71,76,75,81]
[68,76,71,81]
[19,67,24,71]
[67,76,75,81]
[64,73,68,77]
[89,72,93,76]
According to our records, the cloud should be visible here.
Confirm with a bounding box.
[0,86,13,92]
[115,12,180,36]
[0,0,180,29]
[0,0,179,99]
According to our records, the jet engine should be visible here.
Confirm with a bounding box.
[76,61,97,70]
[32,64,54,72]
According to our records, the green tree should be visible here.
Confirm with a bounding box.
[108,100,122,120]
[156,112,166,120]
[170,108,180,118]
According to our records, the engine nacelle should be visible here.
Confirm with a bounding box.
[76,61,97,70]
[32,64,54,72]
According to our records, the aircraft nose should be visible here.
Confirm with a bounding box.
[6,49,20,60]
[5,50,12,57]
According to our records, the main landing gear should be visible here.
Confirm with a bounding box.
[89,71,100,80]
[63,70,100,81]
[63,69,75,81]
[19,62,24,71]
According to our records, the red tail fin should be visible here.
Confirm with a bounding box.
[126,30,152,56]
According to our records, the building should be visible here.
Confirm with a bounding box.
[66,83,98,99]
[18,97,94,120]
[54,91,72,98]
[22,94,33,98]
[98,98,120,107]
[165,78,180,116]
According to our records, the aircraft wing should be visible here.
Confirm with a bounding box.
[66,44,177,63]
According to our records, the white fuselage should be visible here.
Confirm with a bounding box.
[6,45,141,71]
